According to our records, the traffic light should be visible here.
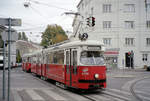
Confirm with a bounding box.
[86,17,90,26]
[92,17,95,26]
[128,52,131,57]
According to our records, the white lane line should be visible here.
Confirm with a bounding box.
[26,89,45,101]
[135,90,150,96]
[106,88,131,96]
[42,90,67,101]
[59,90,90,101]
[138,95,150,101]
[92,94,110,101]
[103,90,131,101]
[12,90,22,101]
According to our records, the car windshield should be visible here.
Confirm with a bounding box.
[80,51,105,65]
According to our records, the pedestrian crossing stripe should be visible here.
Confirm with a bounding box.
[12,90,22,101]
[42,90,67,100]
[26,89,44,100]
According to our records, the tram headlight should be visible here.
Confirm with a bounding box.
[94,74,99,79]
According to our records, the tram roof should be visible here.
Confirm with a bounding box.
[59,40,104,48]
[23,40,104,57]
[44,40,104,52]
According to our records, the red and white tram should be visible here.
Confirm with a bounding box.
[22,40,106,90]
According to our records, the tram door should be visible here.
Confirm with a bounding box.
[66,49,77,87]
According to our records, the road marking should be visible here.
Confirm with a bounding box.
[106,88,131,96]
[52,89,90,101]
[138,95,150,101]
[102,90,131,101]
[135,90,150,96]
[42,90,67,100]
[26,89,45,101]
[12,90,22,101]
[92,94,110,101]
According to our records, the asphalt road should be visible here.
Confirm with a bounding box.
[0,67,150,101]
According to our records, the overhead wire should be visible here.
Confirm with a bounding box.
[29,4,49,23]
[30,0,74,12]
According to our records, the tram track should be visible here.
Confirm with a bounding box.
[130,76,150,101]
[26,72,130,101]
[28,73,97,101]
[24,70,150,101]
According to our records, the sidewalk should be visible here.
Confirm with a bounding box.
[107,68,147,77]
[0,70,14,101]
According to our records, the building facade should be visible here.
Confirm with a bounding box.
[0,24,17,66]
[72,0,150,69]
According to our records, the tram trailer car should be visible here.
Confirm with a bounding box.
[22,40,106,90]
[22,54,33,72]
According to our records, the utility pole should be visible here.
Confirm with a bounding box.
[8,18,11,101]
[3,41,6,100]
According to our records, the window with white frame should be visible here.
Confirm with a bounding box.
[146,21,150,28]
[125,21,134,29]
[142,54,148,61]
[103,4,111,13]
[124,4,135,12]
[103,38,111,45]
[103,21,111,29]
[146,3,150,12]
[125,38,134,46]
[146,38,150,46]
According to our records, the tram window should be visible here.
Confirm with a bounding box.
[49,53,53,64]
[80,51,105,65]
[57,51,64,64]
[73,51,77,74]
[53,51,64,64]
[73,51,77,65]
[66,51,69,65]
[66,51,70,74]
[53,55,57,64]
[46,55,49,64]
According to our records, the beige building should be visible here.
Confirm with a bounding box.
[71,0,150,69]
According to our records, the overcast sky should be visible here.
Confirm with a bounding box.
[0,0,80,43]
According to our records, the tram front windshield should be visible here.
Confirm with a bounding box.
[80,51,105,65]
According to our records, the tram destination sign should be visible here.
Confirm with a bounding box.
[0,18,21,26]
[88,46,101,50]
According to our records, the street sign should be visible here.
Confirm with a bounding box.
[0,18,21,26]
[1,31,18,41]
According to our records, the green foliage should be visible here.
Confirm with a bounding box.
[16,49,22,63]
[41,24,68,47]
[18,32,22,40]
[18,32,28,41]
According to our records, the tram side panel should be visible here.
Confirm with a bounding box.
[31,63,36,74]
[46,64,65,83]
[26,62,31,72]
